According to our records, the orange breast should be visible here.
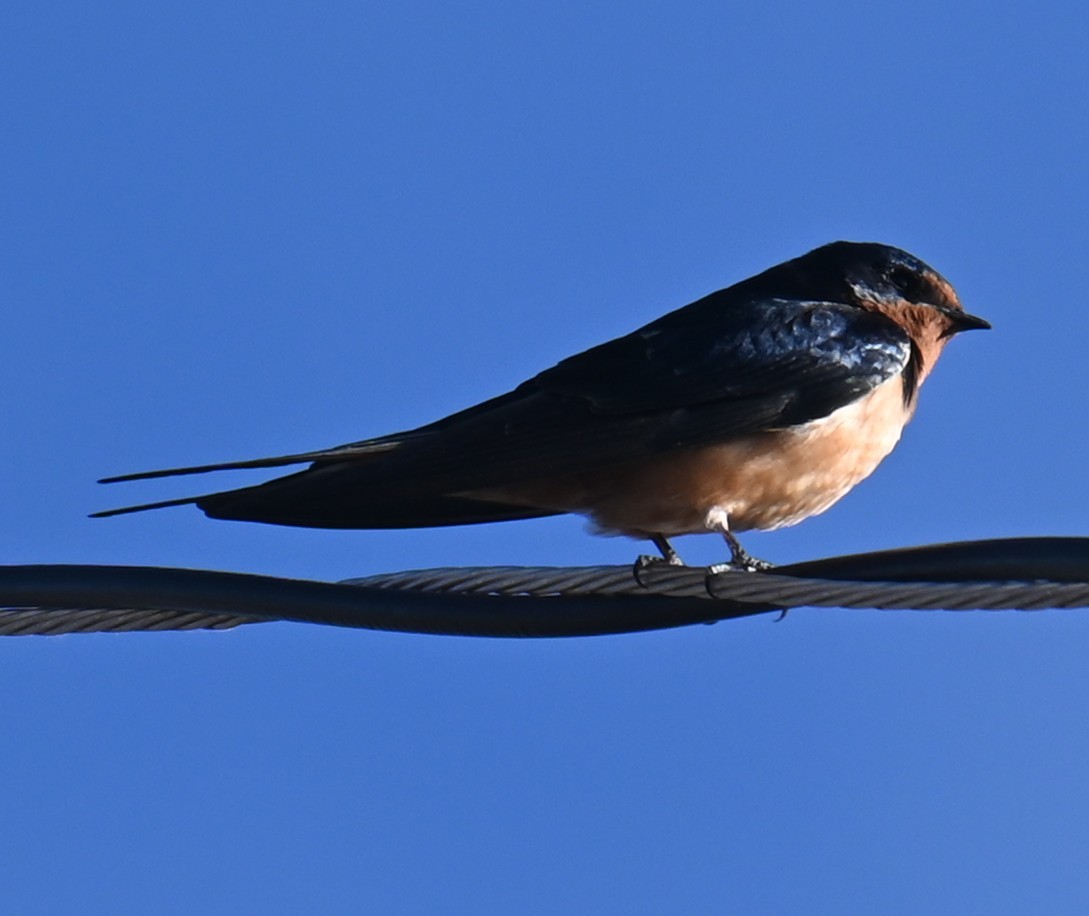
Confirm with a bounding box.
[470,375,914,538]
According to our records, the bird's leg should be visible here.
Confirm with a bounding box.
[651,534,684,566]
[721,530,774,571]
[635,534,686,572]
[705,510,774,572]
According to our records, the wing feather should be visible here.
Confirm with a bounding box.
[96,296,912,526]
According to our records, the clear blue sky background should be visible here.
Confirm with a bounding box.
[4,2,1089,913]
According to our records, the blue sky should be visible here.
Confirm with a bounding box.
[4,1,1089,912]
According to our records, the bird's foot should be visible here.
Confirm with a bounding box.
[708,561,766,576]
[718,531,775,573]
[635,554,675,573]
[649,534,685,566]
[635,535,687,579]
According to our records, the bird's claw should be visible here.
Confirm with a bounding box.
[708,555,775,575]
[635,553,685,571]
[738,555,776,572]
[718,530,775,572]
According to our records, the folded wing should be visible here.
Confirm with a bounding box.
[95,295,912,528]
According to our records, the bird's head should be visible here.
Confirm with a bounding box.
[819,241,991,338]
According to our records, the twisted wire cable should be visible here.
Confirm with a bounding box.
[3,537,1089,637]
[349,564,1089,610]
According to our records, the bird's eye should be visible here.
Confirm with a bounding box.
[887,263,926,301]
[888,264,916,288]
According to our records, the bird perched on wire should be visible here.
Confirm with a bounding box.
[95,241,989,569]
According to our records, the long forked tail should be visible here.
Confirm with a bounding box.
[96,437,412,485]
[92,466,564,529]
[93,435,416,518]
[90,494,205,518]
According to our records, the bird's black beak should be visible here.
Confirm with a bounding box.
[951,310,991,331]
[934,304,991,335]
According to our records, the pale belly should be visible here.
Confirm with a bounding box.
[470,375,913,538]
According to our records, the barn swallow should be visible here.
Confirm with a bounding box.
[94,241,989,568]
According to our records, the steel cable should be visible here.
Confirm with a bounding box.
[3,537,1089,637]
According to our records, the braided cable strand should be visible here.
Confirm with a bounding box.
[4,538,1089,636]
[705,574,1089,610]
[348,564,1089,610]
[343,562,713,598]
[0,607,255,637]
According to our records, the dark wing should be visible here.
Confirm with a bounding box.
[535,294,911,429]
[95,296,911,528]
